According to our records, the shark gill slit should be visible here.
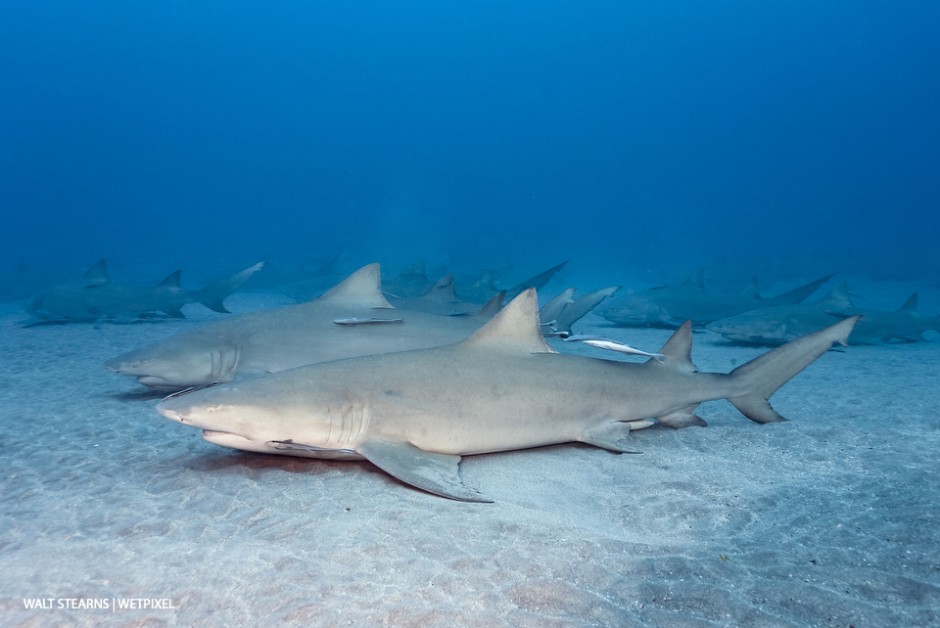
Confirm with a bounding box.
[210,346,240,383]
[327,403,372,449]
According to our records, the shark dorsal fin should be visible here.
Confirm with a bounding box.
[421,274,459,303]
[319,263,394,309]
[654,321,696,372]
[83,259,109,287]
[899,292,918,312]
[539,288,576,325]
[462,288,554,354]
[818,282,854,310]
[475,290,505,317]
[158,270,182,288]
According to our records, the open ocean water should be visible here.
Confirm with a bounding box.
[1,2,938,626]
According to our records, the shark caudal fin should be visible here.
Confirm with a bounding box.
[195,261,265,313]
[727,315,859,423]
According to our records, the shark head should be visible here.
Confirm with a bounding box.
[602,296,672,326]
[105,337,243,390]
[155,377,361,459]
[707,316,791,345]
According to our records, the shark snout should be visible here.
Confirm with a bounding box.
[156,402,186,423]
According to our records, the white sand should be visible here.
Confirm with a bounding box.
[1,288,938,627]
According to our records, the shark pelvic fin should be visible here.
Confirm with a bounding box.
[319,263,394,309]
[578,422,641,453]
[462,288,555,354]
[358,440,492,503]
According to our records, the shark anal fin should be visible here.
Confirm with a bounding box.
[358,440,492,503]
[656,406,707,428]
[578,423,642,454]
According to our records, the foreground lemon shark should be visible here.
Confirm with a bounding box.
[158,289,859,502]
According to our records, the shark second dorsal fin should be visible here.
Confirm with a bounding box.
[818,282,855,311]
[654,321,696,372]
[319,263,394,309]
[463,288,555,354]
[83,259,109,287]
[421,274,460,303]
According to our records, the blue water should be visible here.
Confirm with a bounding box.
[2,1,938,278]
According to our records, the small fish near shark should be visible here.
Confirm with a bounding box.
[24,260,264,325]
[600,271,833,328]
[158,288,859,502]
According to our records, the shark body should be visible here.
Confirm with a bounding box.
[106,264,491,390]
[158,289,858,502]
[25,260,263,325]
[709,284,940,345]
[600,272,832,328]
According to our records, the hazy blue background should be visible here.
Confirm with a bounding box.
[2,1,938,281]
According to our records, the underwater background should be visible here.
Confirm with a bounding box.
[3,3,940,626]
[2,1,938,282]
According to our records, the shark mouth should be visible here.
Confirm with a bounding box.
[201,430,271,453]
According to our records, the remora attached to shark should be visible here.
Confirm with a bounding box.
[25,260,263,324]
[106,264,496,390]
[600,271,833,328]
[158,289,859,502]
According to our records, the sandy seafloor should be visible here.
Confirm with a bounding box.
[1,277,939,627]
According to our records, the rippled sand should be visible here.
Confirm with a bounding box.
[1,289,938,627]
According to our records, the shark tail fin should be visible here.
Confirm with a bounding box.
[195,261,265,313]
[727,316,859,423]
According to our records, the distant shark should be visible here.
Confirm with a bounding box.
[708,284,940,345]
[540,286,620,336]
[158,289,859,502]
[387,272,617,335]
[25,260,263,325]
[600,271,833,328]
[106,264,495,390]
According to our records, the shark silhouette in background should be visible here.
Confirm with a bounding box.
[24,260,263,325]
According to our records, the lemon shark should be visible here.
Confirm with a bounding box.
[600,271,833,328]
[157,289,859,502]
[25,260,263,325]
[708,284,939,345]
[388,272,617,335]
[106,264,495,390]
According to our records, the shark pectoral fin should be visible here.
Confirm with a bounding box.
[656,405,707,428]
[358,440,492,503]
[578,423,642,454]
